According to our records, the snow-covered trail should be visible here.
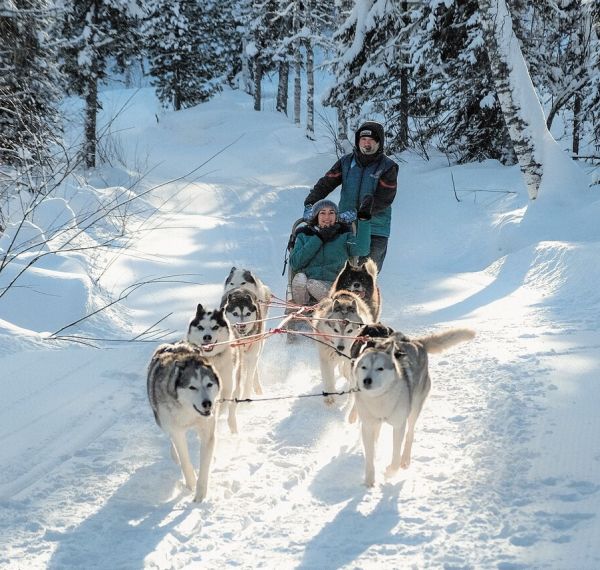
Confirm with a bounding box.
[2,88,600,569]
[4,266,595,569]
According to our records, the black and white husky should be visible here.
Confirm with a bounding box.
[221,288,265,399]
[331,259,381,322]
[352,328,475,487]
[186,304,242,434]
[147,342,221,502]
[223,266,272,308]
[312,290,372,406]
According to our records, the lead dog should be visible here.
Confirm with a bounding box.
[147,342,221,502]
[186,304,242,434]
[352,328,475,487]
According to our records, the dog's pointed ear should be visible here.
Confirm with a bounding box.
[195,303,204,317]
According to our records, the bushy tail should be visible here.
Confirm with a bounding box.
[418,328,475,354]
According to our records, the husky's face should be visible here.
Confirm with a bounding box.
[335,260,376,299]
[319,313,362,355]
[223,292,259,336]
[224,267,259,295]
[175,362,221,417]
[187,304,231,354]
[353,343,399,396]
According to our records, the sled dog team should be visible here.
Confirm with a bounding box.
[147,263,475,502]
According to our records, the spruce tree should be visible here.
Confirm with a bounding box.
[0,0,63,169]
[144,0,228,111]
[59,0,142,167]
[408,0,512,163]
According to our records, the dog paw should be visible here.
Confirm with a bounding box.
[324,395,336,407]
[385,464,399,478]
[364,475,375,488]
[400,457,411,469]
[193,492,206,502]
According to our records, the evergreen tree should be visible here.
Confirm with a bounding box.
[245,0,280,111]
[0,0,63,168]
[144,0,228,111]
[408,0,513,162]
[59,0,143,167]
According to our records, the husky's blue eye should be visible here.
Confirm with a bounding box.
[232,311,239,317]
[206,383,213,388]
[211,325,219,331]
[196,325,204,331]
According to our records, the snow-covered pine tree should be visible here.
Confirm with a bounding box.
[59,0,142,168]
[296,0,334,139]
[323,0,378,139]
[144,0,228,112]
[0,0,63,169]
[408,0,513,162]
[245,0,280,111]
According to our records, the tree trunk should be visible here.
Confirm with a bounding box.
[84,74,98,168]
[572,91,581,157]
[173,69,181,111]
[276,61,289,115]
[398,0,409,150]
[240,37,253,95]
[478,0,543,199]
[305,41,315,140]
[253,59,262,111]
[294,48,302,125]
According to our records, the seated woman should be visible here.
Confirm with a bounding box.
[289,199,366,304]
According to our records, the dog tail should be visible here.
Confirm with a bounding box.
[418,328,475,354]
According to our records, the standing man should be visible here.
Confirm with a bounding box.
[303,121,398,272]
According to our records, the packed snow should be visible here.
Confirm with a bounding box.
[1,82,599,569]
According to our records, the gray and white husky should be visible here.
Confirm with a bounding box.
[352,328,475,487]
[312,290,372,406]
[147,342,221,502]
[224,266,272,309]
[186,304,242,434]
[221,288,265,399]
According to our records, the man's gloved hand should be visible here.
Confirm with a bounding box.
[358,195,374,220]
[338,209,357,224]
[315,224,338,242]
[303,204,313,222]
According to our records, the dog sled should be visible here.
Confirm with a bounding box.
[282,217,358,342]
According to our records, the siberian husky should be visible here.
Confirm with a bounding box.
[186,304,242,434]
[147,342,221,502]
[312,290,372,406]
[221,288,265,399]
[352,328,475,487]
[224,267,272,310]
[331,259,381,322]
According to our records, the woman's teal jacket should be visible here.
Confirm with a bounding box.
[289,222,367,281]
